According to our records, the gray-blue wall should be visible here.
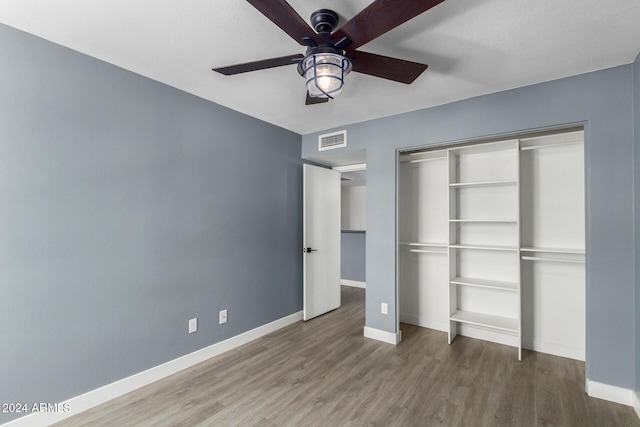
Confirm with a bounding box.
[341,232,366,282]
[0,24,302,423]
[303,64,636,390]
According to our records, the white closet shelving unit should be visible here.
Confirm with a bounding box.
[447,140,522,359]
[398,129,585,361]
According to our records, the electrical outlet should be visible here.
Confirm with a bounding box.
[381,303,388,315]
[189,318,197,334]
[219,309,228,324]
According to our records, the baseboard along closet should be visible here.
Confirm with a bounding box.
[398,128,585,361]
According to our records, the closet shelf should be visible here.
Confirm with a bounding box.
[407,149,447,156]
[450,244,518,252]
[400,150,447,164]
[450,310,519,333]
[450,277,518,292]
[448,140,518,155]
[449,179,517,188]
[519,130,583,143]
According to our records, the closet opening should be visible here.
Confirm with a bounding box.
[397,127,585,363]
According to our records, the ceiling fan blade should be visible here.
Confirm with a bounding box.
[246,0,321,46]
[349,51,428,84]
[306,91,329,105]
[213,54,303,75]
[332,0,445,50]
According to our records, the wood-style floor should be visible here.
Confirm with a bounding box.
[56,287,639,427]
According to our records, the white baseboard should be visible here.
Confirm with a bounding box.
[458,324,519,348]
[586,380,633,406]
[399,314,584,361]
[522,336,584,361]
[633,391,640,420]
[2,311,303,427]
[400,314,517,347]
[340,279,365,289]
[363,326,401,345]
[399,313,448,332]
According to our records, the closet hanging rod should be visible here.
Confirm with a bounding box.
[520,141,583,151]
[520,247,585,255]
[521,256,584,264]
[399,241,448,247]
[408,249,447,255]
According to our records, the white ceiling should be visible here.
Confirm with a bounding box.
[2,1,639,135]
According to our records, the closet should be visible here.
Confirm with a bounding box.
[398,129,585,360]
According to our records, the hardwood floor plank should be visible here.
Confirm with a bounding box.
[55,287,639,427]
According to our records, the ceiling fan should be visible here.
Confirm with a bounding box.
[213,0,445,105]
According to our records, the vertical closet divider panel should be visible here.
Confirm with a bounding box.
[447,150,458,344]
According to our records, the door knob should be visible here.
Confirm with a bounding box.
[304,247,318,253]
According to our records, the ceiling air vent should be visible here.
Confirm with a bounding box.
[318,130,347,151]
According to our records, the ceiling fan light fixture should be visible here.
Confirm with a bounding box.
[214,3,434,105]
[301,53,352,99]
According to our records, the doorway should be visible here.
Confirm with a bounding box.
[337,164,366,290]
[302,140,367,326]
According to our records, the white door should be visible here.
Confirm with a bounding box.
[303,164,341,321]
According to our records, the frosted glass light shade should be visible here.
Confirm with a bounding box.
[302,53,351,98]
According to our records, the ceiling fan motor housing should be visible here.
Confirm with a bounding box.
[311,9,339,33]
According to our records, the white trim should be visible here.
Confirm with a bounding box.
[457,324,519,348]
[397,317,584,360]
[586,380,633,406]
[632,391,640,420]
[333,163,366,172]
[399,314,448,332]
[2,311,303,427]
[522,336,584,361]
[399,315,519,347]
[341,279,365,289]
[363,326,401,345]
